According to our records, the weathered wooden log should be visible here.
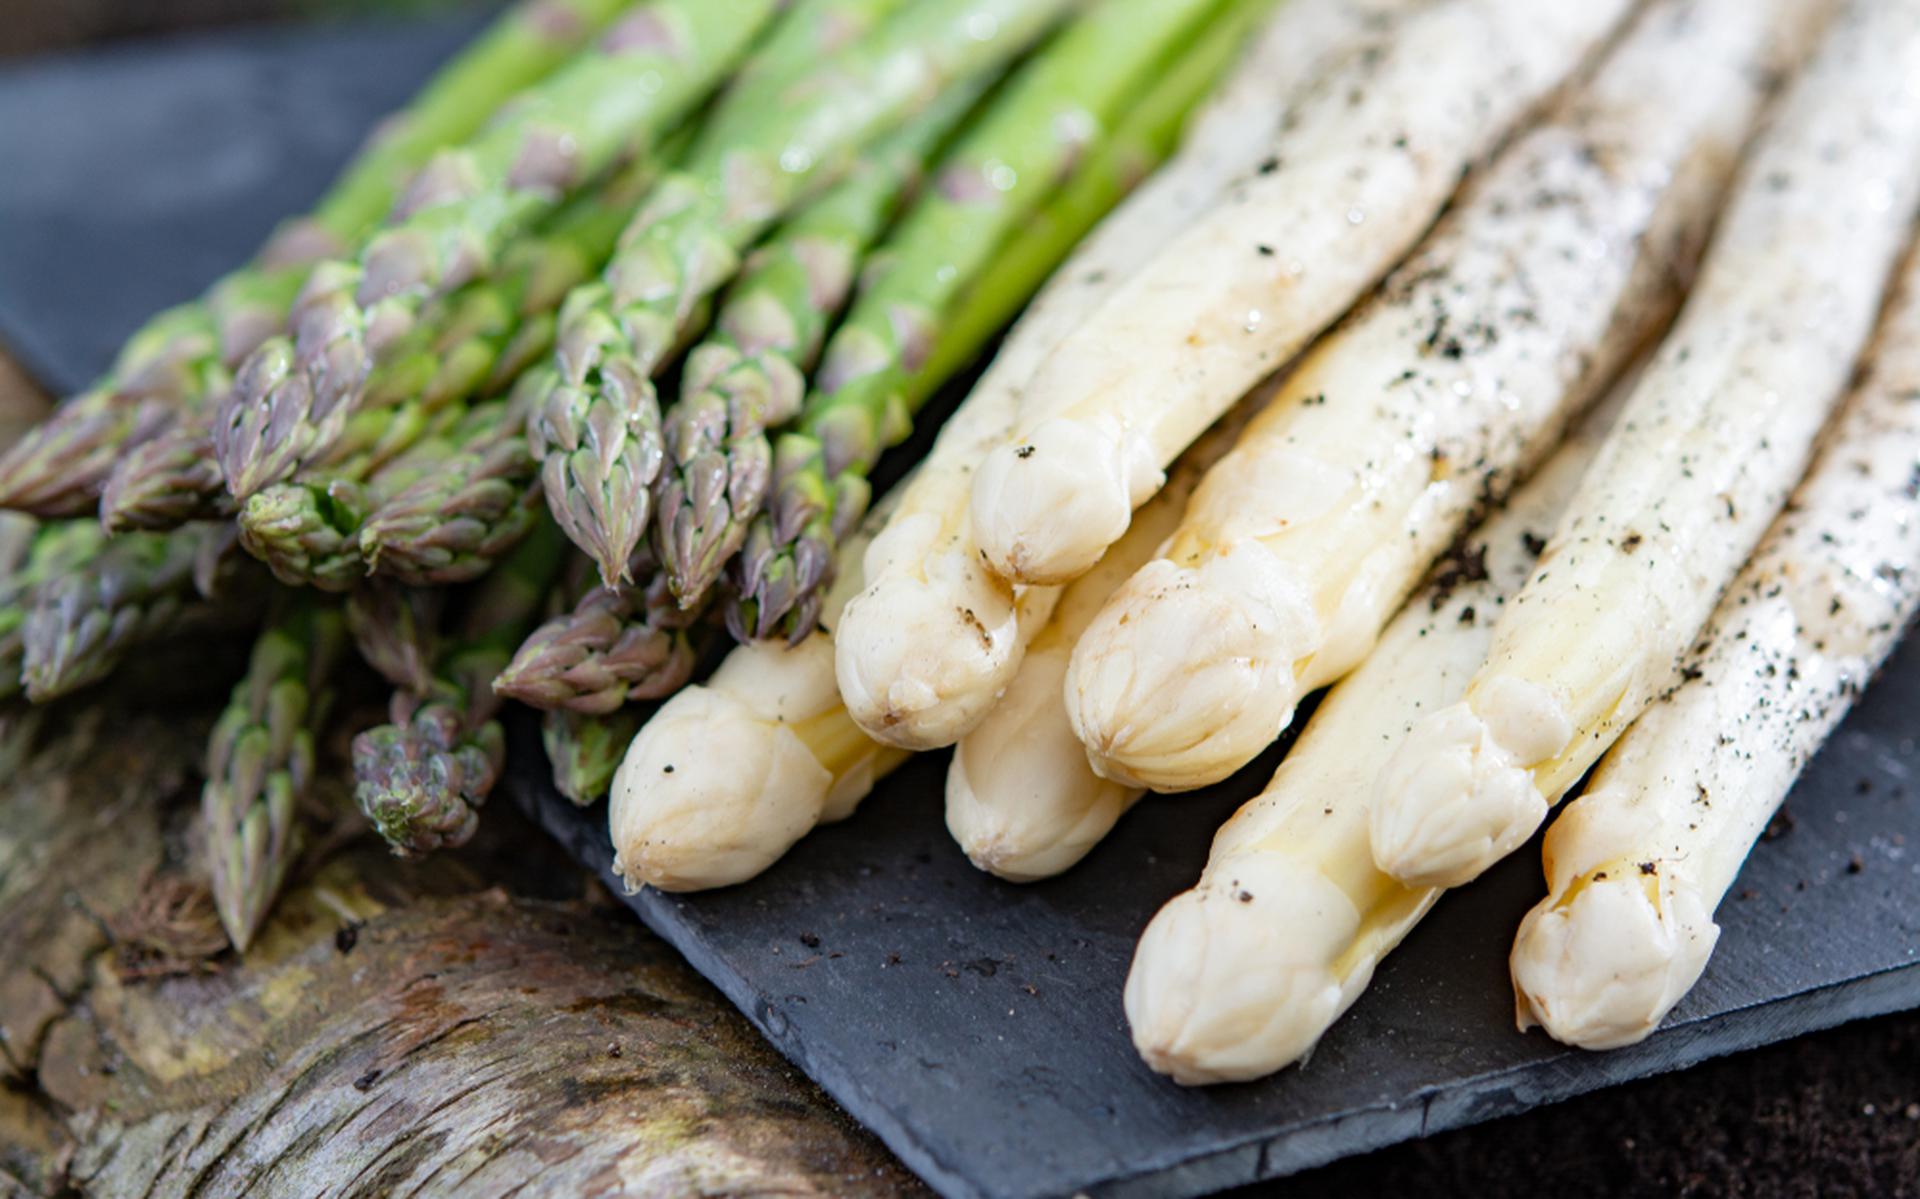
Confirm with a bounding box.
[0,350,916,1195]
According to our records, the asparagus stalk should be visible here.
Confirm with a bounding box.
[1371,0,1920,891]
[98,421,228,532]
[728,0,1227,641]
[102,146,674,534]
[833,0,1375,752]
[1,519,103,701]
[0,0,632,518]
[217,0,782,502]
[652,84,986,606]
[535,0,1075,586]
[967,0,1633,590]
[544,706,647,804]
[1511,247,1920,1051]
[353,523,566,855]
[947,390,1259,882]
[492,551,703,714]
[1063,0,1815,793]
[720,0,909,109]
[1125,390,1620,1085]
[19,523,222,702]
[345,582,443,694]
[608,490,909,891]
[203,595,348,952]
[356,399,546,588]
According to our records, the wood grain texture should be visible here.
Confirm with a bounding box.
[0,647,920,1198]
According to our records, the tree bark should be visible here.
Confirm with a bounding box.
[0,358,918,1198]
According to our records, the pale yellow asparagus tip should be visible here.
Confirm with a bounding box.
[943,642,1137,881]
[833,513,1024,750]
[1067,545,1316,791]
[609,637,901,892]
[969,414,1162,586]
[1510,790,1719,1049]
[1369,677,1569,888]
[1125,853,1364,1085]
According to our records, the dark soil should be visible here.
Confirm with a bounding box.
[1280,1006,1920,1196]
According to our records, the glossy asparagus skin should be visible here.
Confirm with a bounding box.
[729,0,1233,639]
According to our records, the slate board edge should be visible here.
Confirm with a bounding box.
[502,741,986,1199]
[504,742,1920,1199]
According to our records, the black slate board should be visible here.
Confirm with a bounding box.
[2,20,1917,1199]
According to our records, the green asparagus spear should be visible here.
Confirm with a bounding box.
[0,518,101,701]
[345,582,443,694]
[358,393,546,586]
[543,706,646,804]
[19,524,215,701]
[1,515,44,697]
[652,82,985,607]
[217,0,782,502]
[722,0,909,108]
[492,556,703,714]
[97,421,228,532]
[915,0,1273,394]
[203,595,347,952]
[524,550,648,803]
[728,0,1228,640]
[535,0,1074,586]
[100,147,676,536]
[236,401,480,590]
[0,0,632,519]
[354,522,566,855]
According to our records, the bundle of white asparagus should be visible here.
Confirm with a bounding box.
[602,0,1920,1087]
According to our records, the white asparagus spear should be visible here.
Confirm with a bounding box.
[1510,252,1920,1051]
[968,0,1635,589]
[1126,376,1626,1085]
[1370,0,1920,891]
[832,0,1426,753]
[946,395,1264,881]
[609,497,909,893]
[1063,0,1820,792]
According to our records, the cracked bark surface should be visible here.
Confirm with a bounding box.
[0,347,916,1199]
[0,682,920,1197]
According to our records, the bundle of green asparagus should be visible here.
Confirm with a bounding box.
[1,0,1280,952]
[0,0,635,520]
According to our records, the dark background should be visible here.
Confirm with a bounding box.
[0,0,468,59]
[0,1,1914,1193]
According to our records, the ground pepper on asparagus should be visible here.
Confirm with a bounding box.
[728,0,1227,640]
